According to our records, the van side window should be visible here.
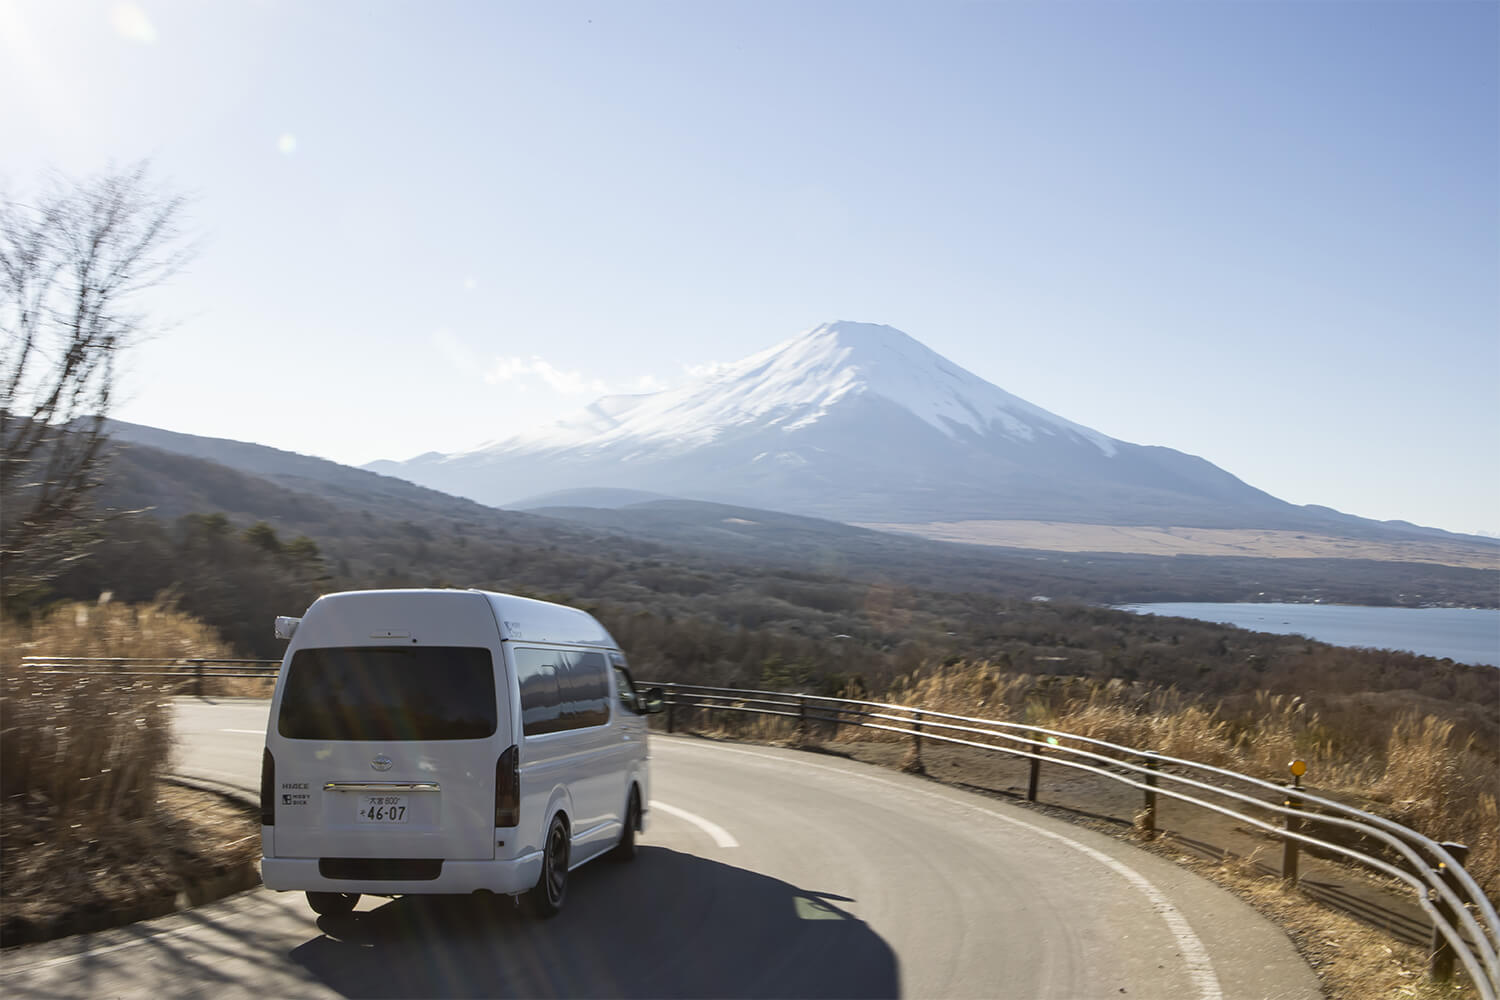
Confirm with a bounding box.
[515,648,610,735]
[515,648,562,736]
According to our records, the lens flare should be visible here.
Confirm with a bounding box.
[111,3,157,44]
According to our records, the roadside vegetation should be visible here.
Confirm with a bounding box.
[674,657,1497,902]
[881,662,1498,898]
[0,600,259,945]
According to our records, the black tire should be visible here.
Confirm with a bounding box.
[611,788,640,862]
[526,814,570,918]
[306,891,359,916]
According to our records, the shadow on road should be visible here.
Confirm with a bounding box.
[288,846,900,998]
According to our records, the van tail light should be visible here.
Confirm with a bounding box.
[495,744,520,827]
[261,747,275,826]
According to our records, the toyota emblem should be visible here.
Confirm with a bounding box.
[371,754,393,772]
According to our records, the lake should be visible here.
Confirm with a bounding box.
[1117,602,1500,667]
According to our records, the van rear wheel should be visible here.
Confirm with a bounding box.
[611,789,640,862]
[526,814,570,918]
[307,891,359,916]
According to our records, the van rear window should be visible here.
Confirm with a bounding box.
[277,646,497,741]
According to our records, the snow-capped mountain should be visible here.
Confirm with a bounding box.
[365,321,1329,528]
[464,321,1116,458]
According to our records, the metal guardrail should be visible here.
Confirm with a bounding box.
[16,658,1496,995]
[649,681,1500,998]
[20,656,280,693]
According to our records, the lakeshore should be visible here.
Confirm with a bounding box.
[1118,602,1500,667]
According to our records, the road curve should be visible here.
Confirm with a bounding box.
[1,699,1320,999]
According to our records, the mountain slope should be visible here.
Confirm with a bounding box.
[86,436,1499,612]
[102,419,521,525]
[365,322,1364,530]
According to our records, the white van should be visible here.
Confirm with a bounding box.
[259,588,663,919]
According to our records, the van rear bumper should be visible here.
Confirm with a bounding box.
[261,854,542,896]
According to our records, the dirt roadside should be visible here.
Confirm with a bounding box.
[0,782,261,948]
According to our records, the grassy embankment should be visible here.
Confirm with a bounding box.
[0,599,261,945]
[702,661,1499,900]
[892,664,1498,895]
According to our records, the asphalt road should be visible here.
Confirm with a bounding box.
[2,698,1321,999]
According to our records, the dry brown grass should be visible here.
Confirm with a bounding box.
[5,594,274,697]
[1,782,260,945]
[880,662,1500,898]
[1144,839,1479,999]
[1370,716,1500,900]
[6,595,235,660]
[1,598,255,945]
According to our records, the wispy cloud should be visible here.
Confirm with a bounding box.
[683,360,732,380]
[484,355,610,396]
[445,338,676,398]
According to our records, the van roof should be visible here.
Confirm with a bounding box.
[306,588,617,648]
[478,590,617,646]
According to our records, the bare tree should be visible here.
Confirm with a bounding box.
[1,163,192,607]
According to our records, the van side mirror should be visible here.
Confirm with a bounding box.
[641,687,666,715]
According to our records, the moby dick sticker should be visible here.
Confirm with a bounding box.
[280,781,310,807]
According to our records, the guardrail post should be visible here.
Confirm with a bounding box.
[1281,784,1303,884]
[903,709,926,775]
[796,695,808,742]
[1027,741,1043,802]
[1143,754,1160,839]
[665,687,676,734]
[192,658,205,697]
[1429,841,1470,983]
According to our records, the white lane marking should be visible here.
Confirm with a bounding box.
[649,799,739,848]
[220,729,263,734]
[659,739,1223,1000]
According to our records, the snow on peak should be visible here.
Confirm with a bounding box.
[463,321,1118,458]
[718,321,1118,454]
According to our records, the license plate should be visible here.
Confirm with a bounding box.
[358,795,409,824]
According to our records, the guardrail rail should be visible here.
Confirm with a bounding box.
[20,655,280,695]
[16,658,1497,996]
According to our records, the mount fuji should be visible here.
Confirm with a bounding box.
[364,322,1361,531]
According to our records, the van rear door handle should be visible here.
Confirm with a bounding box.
[324,782,441,792]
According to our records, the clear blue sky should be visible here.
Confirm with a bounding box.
[3,1,1496,535]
